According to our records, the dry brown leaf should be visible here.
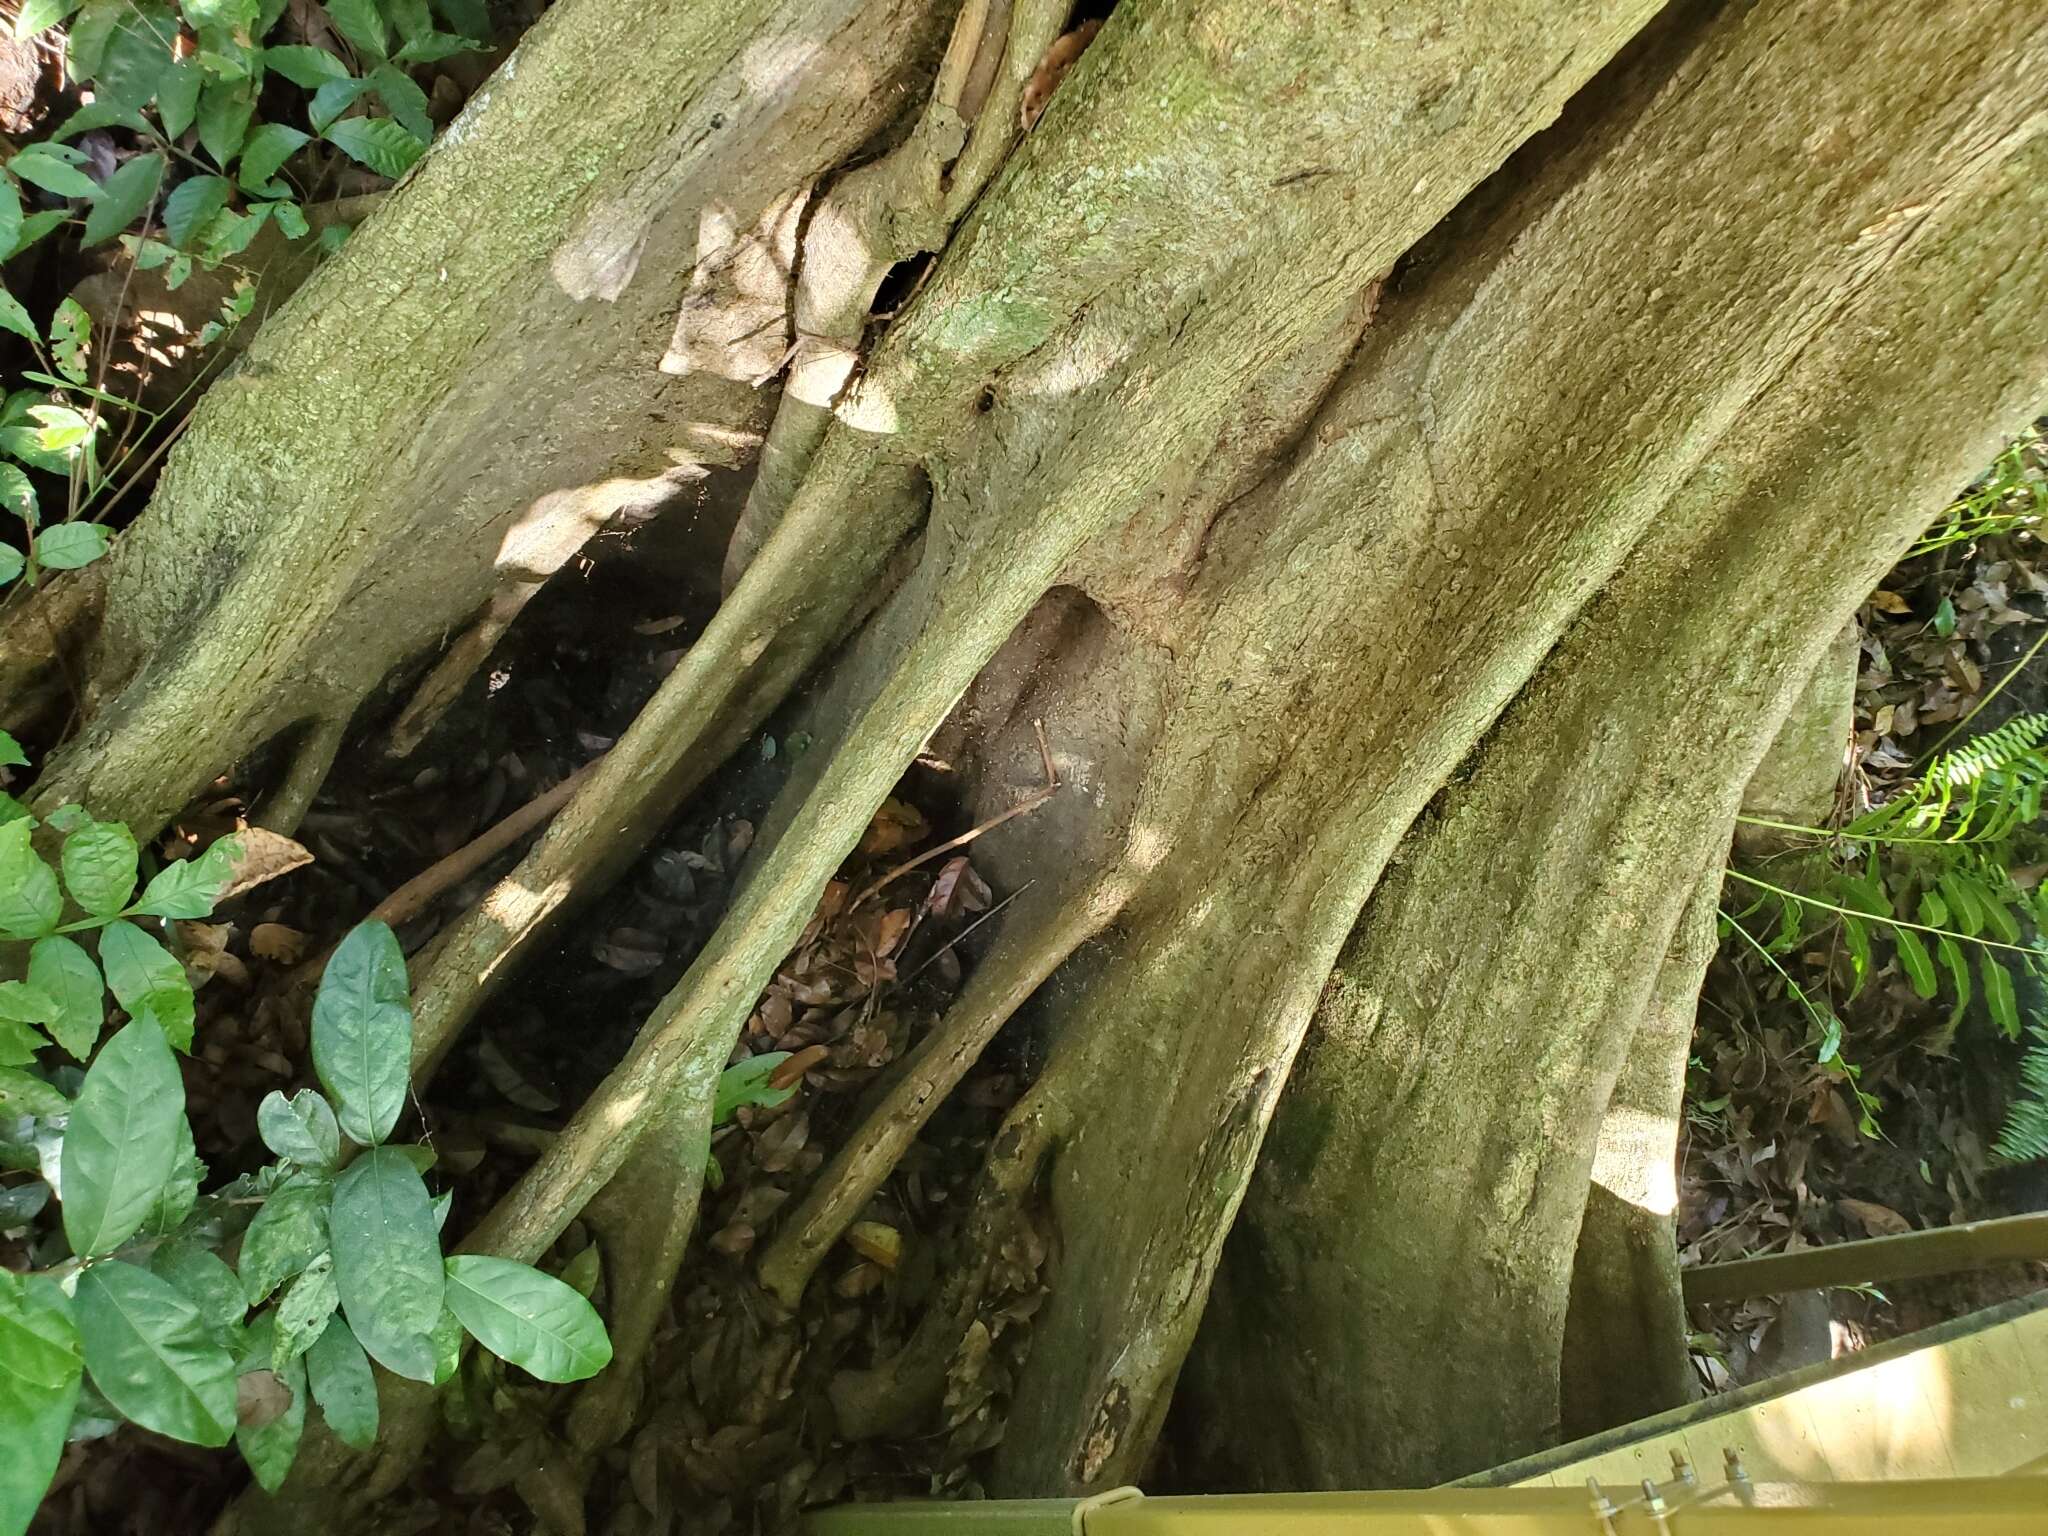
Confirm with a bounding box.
[236,1369,293,1429]
[1019,19,1101,130]
[1837,1197,1912,1237]
[768,1044,829,1091]
[249,922,308,963]
[858,799,929,856]
[215,828,314,904]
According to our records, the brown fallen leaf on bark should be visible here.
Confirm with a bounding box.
[1020,19,1102,130]
[215,827,314,903]
[1836,1196,1912,1237]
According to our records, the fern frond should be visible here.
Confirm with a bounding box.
[1994,1024,2048,1164]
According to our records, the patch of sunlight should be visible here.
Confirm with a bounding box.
[481,876,573,938]
[742,34,828,96]
[1588,1105,1679,1215]
[836,378,899,436]
[1124,821,1172,875]
[496,470,696,576]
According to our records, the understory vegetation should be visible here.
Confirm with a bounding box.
[0,3,2045,1534]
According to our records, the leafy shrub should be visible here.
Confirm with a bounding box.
[1723,714,2048,1156]
[0,742,609,1528]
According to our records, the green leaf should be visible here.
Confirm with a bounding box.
[714,1052,795,1125]
[131,837,240,918]
[559,1242,600,1298]
[0,818,61,940]
[1983,952,2020,1038]
[367,62,430,141]
[131,985,196,1055]
[443,1255,611,1383]
[329,1147,442,1381]
[238,1172,332,1306]
[0,287,36,348]
[29,937,105,1060]
[13,0,83,39]
[0,547,20,588]
[1893,926,1937,1000]
[322,0,386,57]
[254,1093,337,1173]
[150,1242,248,1346]
[9,146,101,200]
[272,1253,338,1370]
[303,1316,376,1448]
[0,1015,45,1066]
[98,920,191,1041]
[233,1314,306,1491]
[0,469,29,526]
[48,298,89,385]
[0,1271,82,1536]
[0,980,58,1028]
[317,221,352,254]
[197,76,258,168]
[0,177,20,256]
[430,0,486,38]
[80,153,164,248]
[322,116,424,179]
[264,44,351,86]
[381,0,431,44]
[393,30,478,64]
[311,920,411,1147]
[91,1,176,109]
[0,730,25,767]
[237,123,310,193]
[60,816,138,916]
[9,210,64,259]
[75,1259,236,1446]
[50,101,151,141]
[59,1018,184,1255]
[34,528,110,573]
[307,74,369,132]
[0,1065,68,1117]
[137,1112,200,1237]
[164,174,234,250]
[182,0,258,47]
[157,55,204,141]
[265,199,309,240]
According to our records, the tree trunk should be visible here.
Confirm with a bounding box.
[11,0,2045,1525]
[1182,4,2048,1487]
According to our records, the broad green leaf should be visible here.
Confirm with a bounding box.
[0,471,26,523]
[322,117,424,179]
[237,123,310,192]
[258,1090,341,1170]
[307,74,369,132]
[714,1052,794,1124]
[238,1172,331,1305]
[233,1314,306,1491]
[393,30,478,65]
[367,63,430,141]
[329,1147,442,1381]
[381,0,431,44]
[303,1317,376,1448]
[80,154,165,249]
[0,791,28,823]
[50,101,151,141]
[182,0,258,46]
[0,1015,45,1066]
[0,980,58,1027]
[443,1255,612,1383]
[48,298,89,385]
[157,55,204,140]
[322,0,385,57]
[74,1259,236,1446]
[266,200,309,240]
[311,920,411,1146]
[197,76,257,168]
[91,1,176,109]
[131,837,240,919]
[150,1242,247,1346]
[318,221,352,254]
[0,1066,68,1117]
[29,937,103,1059]
[431,0,487,38]
[1937,873,1984,937]
[263,44,351,87]
[98,920,191,1041]
[0,178,19,257]
[34,523,110,571]
[0,287,36,347]
[559,1242,601,1298]
[426,1303,461,1385]
[24,404,91,454]
[59,1018,184,1255]
[137,1113,200,1236]
[60,817,137,916]
[0,547,20,587]
[1983,952,2020,1038]
[9,146,101,200]
[0,1178,49,1225]
[272,1254,338,1369]
[164,174,234,250]
[0,818,60,939]
[12,0,83,39]
[9,210,63,262]
[0,732,25,768]
[1893,926,1937,1000]
[0,1271,82,1536]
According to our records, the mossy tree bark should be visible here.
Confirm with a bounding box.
[9,0,2043,1525]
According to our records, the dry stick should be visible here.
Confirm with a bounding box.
[755,882,1109,1310]
[1682,1208,2048,1306]
[850,717,1058,908]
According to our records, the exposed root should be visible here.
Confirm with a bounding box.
[828,1092,1059,1440]
[252,716,347,836]
[723,0,1066,587]
[755,884,1107,1310]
